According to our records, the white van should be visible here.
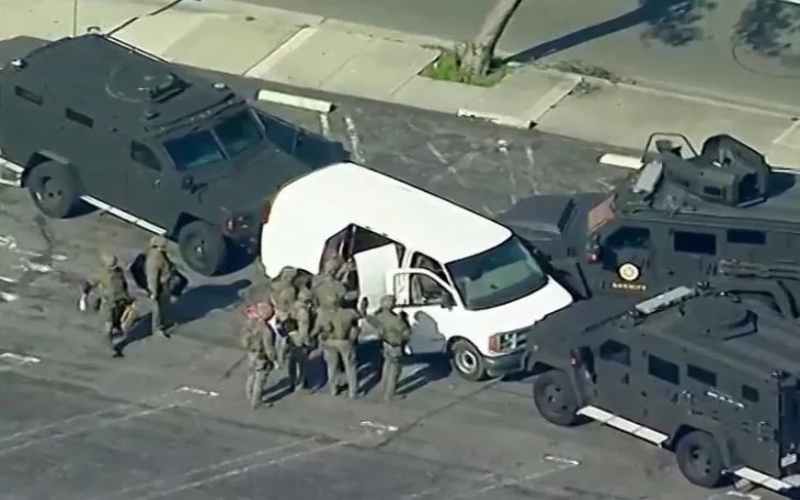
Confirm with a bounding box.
[260,163,573,381]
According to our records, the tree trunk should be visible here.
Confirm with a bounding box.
[460,0,523,78]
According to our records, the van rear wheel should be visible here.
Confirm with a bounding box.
[676,431,724,488]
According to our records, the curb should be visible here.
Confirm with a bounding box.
[456,109,531,129]
[257,89,333,113]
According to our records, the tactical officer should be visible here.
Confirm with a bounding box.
[241,300,277,409]
[311,256,358,309]
[364,295,412,401]
[312,287,360,399]
[82,253,135,357]
[285,287,315,393]
[272,282,297,367]
[145,235,174,338]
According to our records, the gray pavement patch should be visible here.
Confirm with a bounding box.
[125,434,375,500]
[93,436,319,500]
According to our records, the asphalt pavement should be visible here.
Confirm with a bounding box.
[235,0,800,114]
[0,40,782,500]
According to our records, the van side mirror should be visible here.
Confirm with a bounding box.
[441,293,455,309]
[181,175,194,191]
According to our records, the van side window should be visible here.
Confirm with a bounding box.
[648,355,679,384]
[411,252,447,281]
[687,364,716,387]
[599,340,630,366]
[742,385,759,403]
[727,229,765,245]
[673,231,716,255]
[605,227,650,249]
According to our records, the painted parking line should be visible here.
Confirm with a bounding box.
[0,352,40,365]
[344,115,365,163]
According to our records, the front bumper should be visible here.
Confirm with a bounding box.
[484,348,527,378]
[0,157,23,187]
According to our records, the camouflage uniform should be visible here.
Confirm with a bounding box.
[271,276,297,367]
[311,257,358,309]
[145,235,174,338]
[241,301,277,408]
[312,286,360,399]
[285,287,315,392]
[84,253,135,357]
[365,295,412,401]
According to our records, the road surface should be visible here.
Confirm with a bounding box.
[235,0,800,115]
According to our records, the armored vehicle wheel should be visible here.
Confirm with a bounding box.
[676,430,724,488]
[27,161,81,218]
[533,370,579,426]
[449,339,486,381]
[178,221,228,276]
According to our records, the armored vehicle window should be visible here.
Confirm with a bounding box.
[648,355,679,384]
[14,86,41,105]
[214,111,262,158]
[673,231,716,255]
[65,108,93,128]
[131,142,162,172]
[164,130,224,171]
[687,364,717,387]
[606,226,650,249]
[599,340,630,365]
[727,229,765,245]
[742,385,759,403]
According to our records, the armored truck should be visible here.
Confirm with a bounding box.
[499,133,800,306]
[525,284,800,493]
[0,34,345,275]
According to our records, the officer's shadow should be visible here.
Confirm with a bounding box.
[114,279,250,353]
[355,341,451,398]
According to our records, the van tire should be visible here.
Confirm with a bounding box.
[449,339,486,381]
[676,430,724,488]
[178,221,228,276]
[533,370,579,426]
[26,161,81,218]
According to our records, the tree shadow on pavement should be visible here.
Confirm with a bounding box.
[508,0,717,65]
[732,0,800,58]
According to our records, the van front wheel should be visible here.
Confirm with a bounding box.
[449,339,486,382]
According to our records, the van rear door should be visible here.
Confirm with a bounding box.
[353,243,401,314]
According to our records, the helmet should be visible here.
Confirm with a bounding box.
[277,266,297,282]
[150,235,167,249]
[379,294,396,310]
[101,253,118,268]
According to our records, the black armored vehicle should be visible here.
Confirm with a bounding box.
[525,284,800,493]
[0,34,345,275]
[500,133,800,304]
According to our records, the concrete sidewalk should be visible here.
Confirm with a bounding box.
[0,0,797,167]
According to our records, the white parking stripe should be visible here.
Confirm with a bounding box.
[96,437,319,500]
[344,115,365,163]
[0,401,190,457]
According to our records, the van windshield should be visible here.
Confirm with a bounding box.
[446,236,548,311]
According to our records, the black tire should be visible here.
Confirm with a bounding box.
[533,370,580,426]
[449,339,486,382]
[177,220,228,276]
[26,161,81,218]
[676,431,724,488]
